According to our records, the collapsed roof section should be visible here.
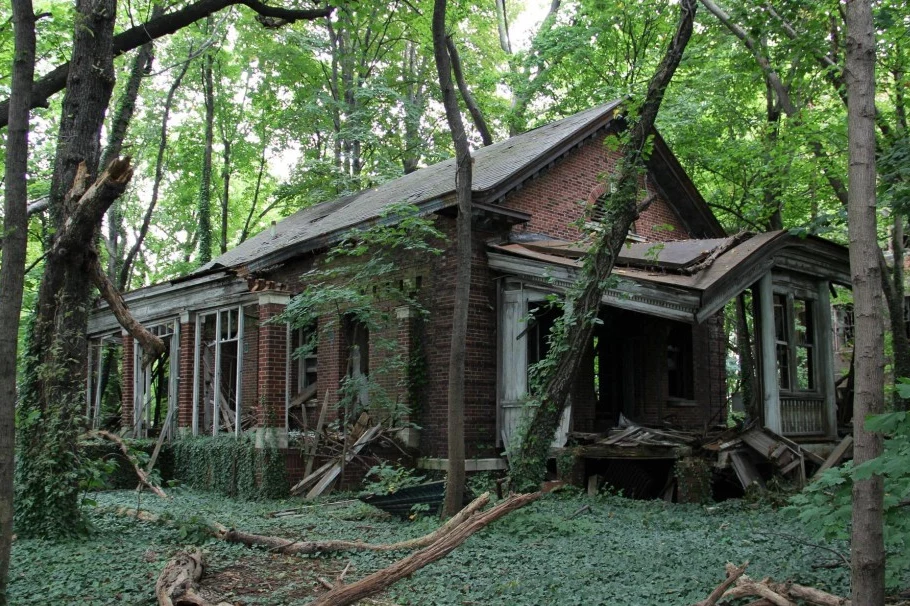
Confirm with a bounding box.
[487,231,851,324]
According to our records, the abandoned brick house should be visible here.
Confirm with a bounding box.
[86,100,851,483]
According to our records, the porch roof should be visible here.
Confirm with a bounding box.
[487,231,851,323]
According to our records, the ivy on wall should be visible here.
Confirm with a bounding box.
[172,435,288,499]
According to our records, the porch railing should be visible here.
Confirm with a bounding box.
[780,396,827,436]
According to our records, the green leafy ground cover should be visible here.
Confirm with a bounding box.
[10,488,851,605]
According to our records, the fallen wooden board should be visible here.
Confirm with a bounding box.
[290,459,336,495]
[304,391,331,480]
[813,435,853,479]
[306,425,381,500]
[599,426,640,445]
[730,451,764,490]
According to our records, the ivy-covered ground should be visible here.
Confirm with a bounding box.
[10,488,851,605]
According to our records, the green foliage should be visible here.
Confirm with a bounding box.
[171,435,288,500]
[9,488,850,605]
[788,403,910,589]
[362,462,426,495]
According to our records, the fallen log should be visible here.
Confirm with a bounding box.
[103,492,491,555]
[307,491,542,606]
[694,563,851,606]
[694,562,748,606]
[86,429,168,498]
[155,549,230,606]
[217,492,490,554]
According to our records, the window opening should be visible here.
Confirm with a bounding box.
[773,294,817,392]
[133,321,177,439]
[666,323,694,400]
[344,317,370,415]
[194,306,246,436]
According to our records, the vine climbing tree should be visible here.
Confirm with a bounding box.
[509,0,698,490]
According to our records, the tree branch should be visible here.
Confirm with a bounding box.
[0,0,333,128]
[446,36,493,146]
[90,252,166,367]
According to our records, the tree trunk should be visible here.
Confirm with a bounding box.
[844,0,886,603]
[15,0,121,539]
[0,0,36,597]
[509,0,697,490]
[198,34,216,265]
[446,36,493,146]
[433,0,471,517]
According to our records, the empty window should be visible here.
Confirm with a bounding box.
[773,294,816,392]
[667,324,694,400]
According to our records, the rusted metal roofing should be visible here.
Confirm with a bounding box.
[199,100,624,275]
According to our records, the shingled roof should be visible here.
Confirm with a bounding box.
[199,100,625,275]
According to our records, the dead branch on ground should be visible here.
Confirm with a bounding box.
[86,430,168,498]
[104,492,491,555]
[694,563,851,606]
[307,492,541,606]
[218,492,490,554]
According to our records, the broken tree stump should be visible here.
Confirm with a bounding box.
[155,550,230,606]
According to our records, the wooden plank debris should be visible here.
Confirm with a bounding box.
[729,451,764,490]
[812,435,853,479]
[306,425,382,500]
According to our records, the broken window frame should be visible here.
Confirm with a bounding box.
[132,319,179,439]
[192,305,245,437]
[85,333,121,429]
[772,292,818,394]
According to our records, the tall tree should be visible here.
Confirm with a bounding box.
[0,0,36,597]
[433,0,471,516]
[845,0,885,602]
[509,0,697,489]
[198,17,217,265]
[10,0,333,538]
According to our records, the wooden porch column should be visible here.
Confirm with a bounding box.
[817,280,838,439]
[758,272,781,433]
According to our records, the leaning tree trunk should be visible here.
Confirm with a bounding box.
[845,1,886,603]
[14,0,121,539]
[509,0,697,491]
[0,0,36,597]
[433,0,471,517]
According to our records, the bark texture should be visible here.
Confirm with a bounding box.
[844,1,886,603]
[0,0,36,598]
[198,35,216,265]
[433,0,471,517]
[509,0,696,490]
[15,0,121,539]
[446,36,493,146]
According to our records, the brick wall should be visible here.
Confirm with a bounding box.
[257,300,288,427]
[121,332,134,429]
[177,321,194,429]
[502,134,689,243]
[242,306,260,421]
[418,218,500,459]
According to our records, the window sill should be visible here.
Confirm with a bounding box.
[667,398,697,408]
